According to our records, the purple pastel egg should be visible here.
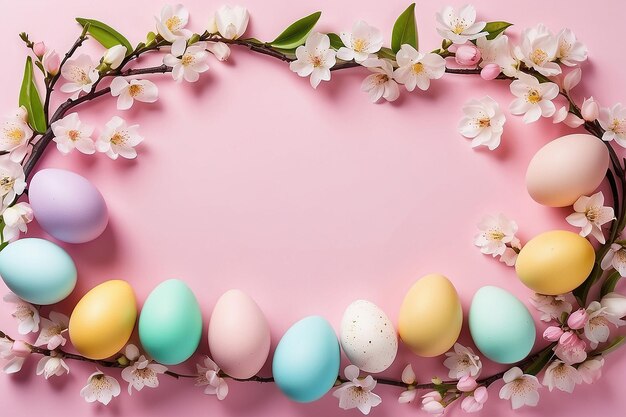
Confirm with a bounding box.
[29,169,108,244]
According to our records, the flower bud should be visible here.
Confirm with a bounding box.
[567,308,589,330]
[581,96,599,121]
[480,63,501,80]
[11,340,32,357]
[455,44,481,66]
[543,325,564,341]
[207,41,231,61]
[33,42,46,58]
[601,292,626,318]
[103,44,127,70]
[559,330,576,347]
[456,375,478,392]
[43,50,60,75]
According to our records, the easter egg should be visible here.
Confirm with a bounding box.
[0,238,76,305]
[273,316,340,403]
[69,280,137,359]
[469,286,536,364]
[208,289,271,379]
[516,230,595,295]
[526,134,609,207]
[339,300,397,373]
[398,274,463,357]
[139,279,203,365]
[29,168,108,243]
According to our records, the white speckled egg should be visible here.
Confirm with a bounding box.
[340,300,397,373]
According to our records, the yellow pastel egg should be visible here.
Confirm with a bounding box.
[516,230,595,295]
[69,280,137,359]
[398,274,463,357]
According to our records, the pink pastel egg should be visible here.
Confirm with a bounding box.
[208,289,271,379]
[29,169,108,244]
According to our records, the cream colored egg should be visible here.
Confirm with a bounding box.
[340,300,397,373]
[526,134,609,207]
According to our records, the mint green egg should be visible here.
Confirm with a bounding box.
[273,316,340,403]
[139,279,202,365]
[469,286,536,364]
[0,238,77,305]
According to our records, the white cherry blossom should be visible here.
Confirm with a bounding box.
[599,103,626,147]
[566,192,614,243]
[0,107,32,163]
[542,360,582,393]
[337,21,383,63]
[436,5,487,44]
[461,386,488,413]
[556,29,587,66]
[102,45,126,70]
[333,365,382,415]
[393,45,445,92]
[361,58,399,103]
[398,364,417,404]
[110,78,159,110]
[2,202,33,242]
[514,25,561,76]
[50,113,96,155]
[211,5,249,40]
[155,4,192,57]
[458,96,506,150]
[553,105,584,128]
[36,355,69,379]
[163,43,210,83]
[421,391,445,416]
[0,157,26,207]
[601,243,626,277]
[529,293,573,322]
[498,367,541,409]
[509,72,559,123]
[474,213,520,258]
[600,292,626,322]
[584,301,612,348]
[3,293,39,334]
[96,116,143,160]
[121,354,168,395]
[80,369,121,405]
[1,339,30,374]
[34,311,69,350]
[563,67,582,93]
[476,35,518,78]
[443,343,482,378]
[578,358,604,384]
[60,54,99,98]
[196,356,228,400]
[289,33,337,89]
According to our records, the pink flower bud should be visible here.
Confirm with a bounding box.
[559,330,576,347]
[567,308,589,330]
[43,50,60,75]
[456,375,478,392]
[480,63,501,80]
[543,325,564,341]
[33,42,46,58]
[11,340,32,357]
[455,44,481,66]
[581,97,599,121]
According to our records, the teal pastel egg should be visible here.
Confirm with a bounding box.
[272,316,340,403]
[469,286,536,364]
[0,238,76,305]
[138,279,202,365]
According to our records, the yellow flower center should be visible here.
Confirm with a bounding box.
[68,130,80,142]
[353,38,366,52]
[488,229,505,241]
[530,48,548,65]
[5,127,25,143]
[165,16,181,32]
[610,118,625,134]
[452,19,467,35]
[412,62,424,74]
[0,176,15,193]
[311,55,324,68]
[586,206,600,223]
[373,73,389,85]
[128,84,143,97]
[478,118,491,128]
[527,89,542,104]
[110,132,127,146]
[181,54,194,66]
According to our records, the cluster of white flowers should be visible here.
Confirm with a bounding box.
[474,213,521,266]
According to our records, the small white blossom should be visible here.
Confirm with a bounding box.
[361,58,400,103]
[461,386,488,413]
[102,45,126,70]
[443,343,482,379]
[584,301,612,348]
[458,96,506,150]
[600,292,626,322]
[421,391,444,416]
[2,202,33,242]
[542,360,582,393]
[436,5,487,44]
[34,311,69,350]
[60,54,99,98]
[3,293,39,334]
[556,29,587,67]
[529,293,573,322]
[553,105,584,128]
[50,113,96,155]
[155,4,192,57]
[289,33,337,89]
[514,25,561,76]
[0,157,26,207]
[562,67,582,93]
[398,364,417,404]
[599,103,626,147]
[509,72,559,123]
[121,354,168,395]
[206,41,231,61]
[474,213,520,257]
[498,367,541,409]
[337,21,383,63]
[163,43,210,83]
[476,35,518,78]
[333,365,382,415]
[36,355,69,379]
[110,78,159,110]
[211,5,249,40]
[393,45,445,92]
[566,192,614,243]
[96,116,143,160]
[581,97,600,122]
[0,107,32,163]
[500,247,519,267]
[196,356,228,400]
[0,339,30,374]
[601,243,626,277]
[80,369,121,405]
[578,358,604,384]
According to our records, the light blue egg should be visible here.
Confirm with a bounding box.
[0,238,77,305]
[469,286,536,364]
[139,279,202,365]
[272,316,340,403]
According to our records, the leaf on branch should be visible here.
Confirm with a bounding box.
[19,57,46,133]
[523,343,555,376]
[483,21,513,40]
[76,18,133,54]
[599,335,626,355]
[327,33,344,50]
[391,3,418,53]
[601,270,622,298]
[378,47,397,61]
[270,11,322,49]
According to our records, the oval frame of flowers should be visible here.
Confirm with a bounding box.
[1,2,626,415]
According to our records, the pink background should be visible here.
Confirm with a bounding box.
[1,0,625,415]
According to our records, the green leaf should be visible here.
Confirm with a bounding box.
[76,18,133,54]
[18,57,46,133]
[327,33,343,50]
[601,270,622,298]
[391,3,417,53]
[270,11,321,49]
[598,336,626,355]
[483,21,513,40]
[524,343,555,376]
[378,47,396,61]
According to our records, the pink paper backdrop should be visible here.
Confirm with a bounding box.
[1,0,625,416]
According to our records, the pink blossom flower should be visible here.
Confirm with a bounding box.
[455,44,481,66]
[33,42,46,58]
[444,343,482,378]
[480,63,501,80]
[581,97,599,121]
[461,386,488,413]
[543,360,582,393]
[1,339,31,374]
[196,356,229,400]
[498,367,541,409]
[333,365,382,415]
[543,326,564,342]
[529,294,572,322]
[398,364,417,404]
[567,309,589,330]
[578,358,604,384]
[34,311,69,350]
[554,332,587,365]
[457,375,478,392]
[421,391,444,416]
[43,50,60,75]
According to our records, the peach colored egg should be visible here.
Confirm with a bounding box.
[208,289,271,379]
[526,134,609,207]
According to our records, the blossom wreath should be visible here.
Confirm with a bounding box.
[1,2,626,415]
